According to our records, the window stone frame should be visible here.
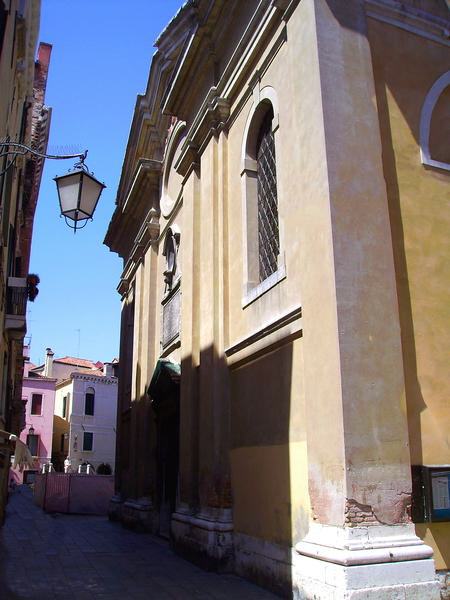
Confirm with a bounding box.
[241,85,285,308]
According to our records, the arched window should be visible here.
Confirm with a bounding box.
[256,107,279,282]
[420,70,450,172]
[85,387,95,416]
[241,88,285,305]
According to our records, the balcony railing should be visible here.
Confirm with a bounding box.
[6,277,27,315]
[5,277,27,336]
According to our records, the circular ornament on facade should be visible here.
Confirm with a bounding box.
[161,120,186,218]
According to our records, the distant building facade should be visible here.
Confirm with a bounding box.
[52,363,118,474]
[105,1,450,598]
[0,0,52,524]
[31,348,105,383]
[10,363,56,484]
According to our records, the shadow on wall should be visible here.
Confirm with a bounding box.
[117,337,302,597]
[369,17,450,470]
[373,72,426,465]
[370,10,450,571]
[229,340,298,597]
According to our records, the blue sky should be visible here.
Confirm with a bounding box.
[28,0,183,366]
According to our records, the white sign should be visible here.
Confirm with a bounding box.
[432,475,450,510]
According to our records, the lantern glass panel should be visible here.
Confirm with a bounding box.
[57,172,82,218]
[79,172,104,218]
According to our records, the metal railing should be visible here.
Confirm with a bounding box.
[6,277,27,316]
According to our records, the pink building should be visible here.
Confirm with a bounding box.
[11,364,56,484]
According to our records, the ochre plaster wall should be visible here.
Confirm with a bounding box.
[230,339,308,546]
[369,17,450,569]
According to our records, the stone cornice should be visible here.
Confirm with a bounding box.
[71,373,118,385]
[171,1,291,176]
[174,88,230,176]
[122,159,162,215]
[116,207,161,299]
[105,160,162,257]
[225,305,302,367]
[366,0,450,45]
[113,4,196,216]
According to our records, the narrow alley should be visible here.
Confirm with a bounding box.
[0,487,278,600]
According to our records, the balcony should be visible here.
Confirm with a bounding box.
[5,277,27,338]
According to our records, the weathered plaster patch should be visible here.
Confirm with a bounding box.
[345,492,411,527]
[345,498,381,526]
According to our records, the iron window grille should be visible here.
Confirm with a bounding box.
[257,110,279,282]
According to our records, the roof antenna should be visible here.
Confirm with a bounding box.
[76,328,81,369]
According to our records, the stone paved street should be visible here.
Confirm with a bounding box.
[0,487,278,600]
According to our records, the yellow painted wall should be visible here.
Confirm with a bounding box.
[369,18,450,568]
[230,339,309,546]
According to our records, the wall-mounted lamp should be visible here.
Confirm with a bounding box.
[28,425,35,436]
[0,142,106,232]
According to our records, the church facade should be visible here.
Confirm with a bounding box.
[105,1,450,597]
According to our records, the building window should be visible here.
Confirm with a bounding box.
[84,388,95,416]
[62,395,67,418]
[241,88,285,306]
[26,434,39,456]
[83,432,93,452]
[60,433,65,452]
[31,394,43,415]
[257,109,279,282]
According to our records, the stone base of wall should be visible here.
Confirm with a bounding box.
[294,523,440,599]
[234,532,293,597]
[437,570,450,600]
[108,495,123,521]
[171,506,234,572]
[293,555,440,599]
[109,495,158,533]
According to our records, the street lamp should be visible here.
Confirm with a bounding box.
[54,151,105,232]
[0,142,105,232]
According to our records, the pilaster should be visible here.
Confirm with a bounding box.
[172,131,233,570]
[295,0,438,597]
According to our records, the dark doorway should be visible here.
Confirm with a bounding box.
[155,392,179,538]
[148,360,181,539]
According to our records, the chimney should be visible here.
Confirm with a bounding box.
[103,362,113,377]
[44,348,54,377]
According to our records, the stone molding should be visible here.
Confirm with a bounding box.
[116,207,161,299]
[122,159,162,215]
[171,507,234,571]
[296,523,433,567]
[174,88,230,177]
[366,0,450,47]
[294,524,440,598]
[120,497,158,533]
[161,120,186,217]
[172,509,234,533]
[171,2,291,176]
[225,305,301,367]
[70,373,117,385]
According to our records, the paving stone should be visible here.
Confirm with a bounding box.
[0,486,278,599]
